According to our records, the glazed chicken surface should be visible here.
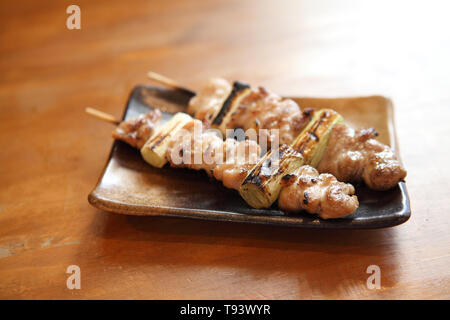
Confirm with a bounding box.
[187,78,232,125]
[112,109,162,149]
[166,119,261,190]
[188,79,310,145]
[228,86,310,145]
[279,165,359,219]
[317,123,407,190]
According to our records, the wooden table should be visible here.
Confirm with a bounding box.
[0,0,449,299]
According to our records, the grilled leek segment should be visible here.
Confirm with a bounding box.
[292,108,343,167]
[211,81,251,134]
[239,145,304,209]
[238,108,343,209]
[140,112,192,168]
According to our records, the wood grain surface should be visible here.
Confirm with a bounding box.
[0,0,449,299]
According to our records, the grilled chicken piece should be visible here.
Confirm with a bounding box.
[317,123,406,190]
[279,165,359,219]
[187,78,232,125]
[228,86,310,145]
[166,119,261,190]
[112,109,162,149]
[188,79,310,145]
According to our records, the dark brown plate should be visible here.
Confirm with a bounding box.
[88,85,410,229]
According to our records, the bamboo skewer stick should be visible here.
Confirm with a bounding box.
[147,71,196,96]
[85,107,120,125]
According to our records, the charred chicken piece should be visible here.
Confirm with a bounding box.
[228,86,310,145]
[112,109,162,149]
[166,119,261,190]
[317,123,407,190]
[188,79,310,145]
[279,165,359,219]
[187,78,232,126]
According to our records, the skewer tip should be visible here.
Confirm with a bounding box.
[146,71,196,96]
[85,107,120,125]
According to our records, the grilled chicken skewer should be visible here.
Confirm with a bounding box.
[147,73,406,191]
[87,108,359,219]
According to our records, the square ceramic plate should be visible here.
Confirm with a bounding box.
[88,85,410,229]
